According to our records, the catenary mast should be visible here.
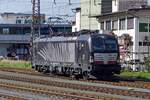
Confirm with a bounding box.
[31,0,71,62]
[31,0,40,65]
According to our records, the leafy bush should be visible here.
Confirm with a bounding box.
[144,56,150,72]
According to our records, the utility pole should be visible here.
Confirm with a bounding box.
[89,0,91,30]
[148,17,150,56]
[32,0,41,38]
[31,0,40,65]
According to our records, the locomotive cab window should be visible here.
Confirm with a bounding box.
[92,36,118,51]
[92,37,105,51]
[105,39,118,51]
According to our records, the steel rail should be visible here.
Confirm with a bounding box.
[0,93,27,100]
[0,71,149,99]
[0,81,117,100]
[0,68,150,89]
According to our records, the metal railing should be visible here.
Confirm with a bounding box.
[0,34,30,43]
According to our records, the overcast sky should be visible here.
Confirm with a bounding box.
[0,0,80,17]
[0,0,150,17]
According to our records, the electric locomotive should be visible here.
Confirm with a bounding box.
[32,30,121,79]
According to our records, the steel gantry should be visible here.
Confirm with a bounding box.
[31,0,40,65]
[31,0,72,38]
[31,0,40,38]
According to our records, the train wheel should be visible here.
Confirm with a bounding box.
[70,74,79,80]
[32,66,35,69]
[35,66,38,70]
[70,74,76,80]
[37,66,42,72]
[42,66,50,74]
[83,71,89,80]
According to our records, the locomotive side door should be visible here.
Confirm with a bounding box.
[77,41,89,67]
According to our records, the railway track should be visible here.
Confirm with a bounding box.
[0,78,121,100]
[0,86,72,100]
[0,68,150,89]
[0,93,27,100]
[0,70,149,100]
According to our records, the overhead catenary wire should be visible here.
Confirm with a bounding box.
[0,0,91,6]
[0,0,89,14]
[0,0,80,26]
[0,0,80,16]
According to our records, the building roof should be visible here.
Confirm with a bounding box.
[91,7,150,19]
[0,24,71,28]
[72,7,81,13]
[1,12,45,16]
[75,7,81,11]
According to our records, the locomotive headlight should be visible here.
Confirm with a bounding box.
[89,56,94,63]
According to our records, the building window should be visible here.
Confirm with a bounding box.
[143,42,148,46]
[143,42,150,46]
[139,41,142,46]
[3,28,9,34]
[114,0,117,6]
[24,19,32,24]
[94,0,101,5]
[16,19,21,24]
[112,20,118,30]
[106,20,111,30]
[127,17,134,29]
[119,18,125,30]
[28,20,32,24]
[100,22,104,30]
[24,19,28,24]
[75,28,77,32]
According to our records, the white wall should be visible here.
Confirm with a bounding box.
[112,0,119,12]
[72,10,81,32]
[138,16,150,61]
[1,15,17,24]
[112,0,148,12]
[75,11,81,32]
[98,10,150,64]
[113,17,150,62]
[72,24,76,32]
[0,13,45,24]
[148,0,150,5]
[1,14,32,24]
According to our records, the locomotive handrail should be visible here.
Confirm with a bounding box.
[37,30,100,38]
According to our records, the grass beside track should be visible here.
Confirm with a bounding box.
[0,60,149,80]
[120,71,150,80]
[0,59,31,69]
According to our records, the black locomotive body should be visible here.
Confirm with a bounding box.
[32,31,121,78]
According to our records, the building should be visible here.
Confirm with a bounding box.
[0,12,45,24]
[80,0,112,30]
[94,7,150,70]
[72,8,81,32]
[112,0,148,12]
[47,17,72,33]
[0,13,72,60]
[79,0,148,31]
[76,0,150,70]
